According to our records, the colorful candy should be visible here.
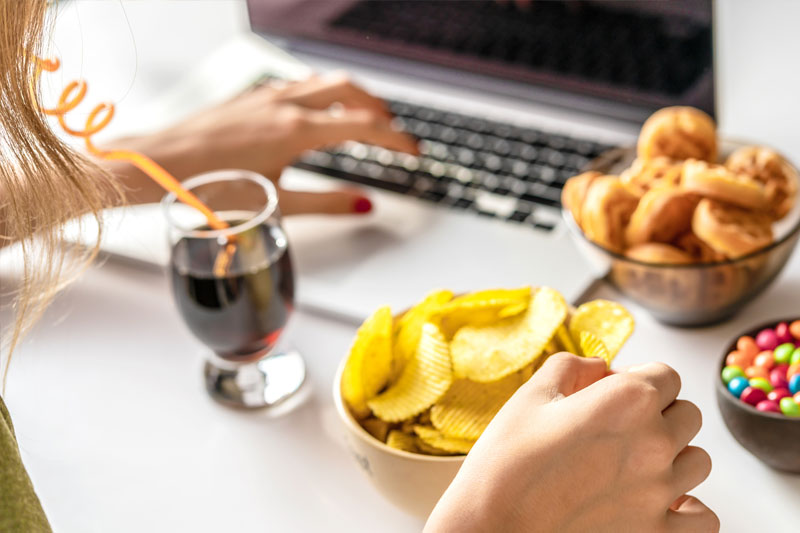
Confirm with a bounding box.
[768,388,791,402]
[779,397,800,417]
[774,343,795,365]
[756,400,781,413]
[790,374,800,395]
[755,329,779,351]
[728,376,750,398]
[723,324,800,418]
[721,365,745,385]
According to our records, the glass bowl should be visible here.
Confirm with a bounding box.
[563,146,800,327]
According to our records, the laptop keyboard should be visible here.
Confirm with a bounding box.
[295,99,614,231]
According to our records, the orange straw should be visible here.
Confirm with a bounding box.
[35,57,237,275]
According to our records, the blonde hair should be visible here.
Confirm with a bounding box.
[0,0,120,380]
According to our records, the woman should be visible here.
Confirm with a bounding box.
[0,2,718,531]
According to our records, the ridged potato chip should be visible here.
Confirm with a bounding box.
[361,417,391,443]
[393,289,453,381]
[555,325,578,355]
[450,287,567,382]
[368,323,453,422]
[386,430,419,453]
[430,372,524,440]
[341,306,394,418]
[579,331,612,366]
[570,300,634,360]
[433,287,531,338]
[414,425,475,454]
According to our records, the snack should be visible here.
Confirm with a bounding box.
[692,199,773,258]
[682,159,768,210]
[619,156,683,197]
[625,243,694,265]
[341,287,635,455]
[580,176,639,253]
[450,287,567,382]
[725,146,799,220]
[722,324,800,417]
[637,106,717,162]
[625,186,699,246]
[562,171,602,226]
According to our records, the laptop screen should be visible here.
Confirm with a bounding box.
[247,0,713,118]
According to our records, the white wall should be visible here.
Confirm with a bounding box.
[715,0,800,161]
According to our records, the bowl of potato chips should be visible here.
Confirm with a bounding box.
[334,287,634,518]
[562,106,800,327]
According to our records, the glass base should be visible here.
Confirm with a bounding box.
[204,350,306,409]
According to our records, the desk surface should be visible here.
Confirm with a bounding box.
[4,2,800,532]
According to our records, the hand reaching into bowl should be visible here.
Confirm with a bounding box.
[426,354,718,533]
[99,73,419,215]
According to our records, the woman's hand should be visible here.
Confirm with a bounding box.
[104,73,418,215]
[425,353,718,533]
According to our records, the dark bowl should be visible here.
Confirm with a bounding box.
[715,319,800,473]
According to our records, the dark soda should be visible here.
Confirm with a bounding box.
[170,222,294,362]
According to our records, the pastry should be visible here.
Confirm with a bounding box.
[580,177,639,253]
[625,186,699,246]
[725,146,799,220]
[619,156,683,197]
[625,243,694,265]
[561,171,602,226]
[692,198,773,258]
[637,106,717,162]
[674,231,725,263]
[682,159,768,210]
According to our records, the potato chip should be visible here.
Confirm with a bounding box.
[415,438,459,456]
[414,425,475,454]
[368,323,453,422]
[579,331,612,366]
[433,287,531,338]
[361,417,391,443]
[341,306,394,418]
[555,325,578,355]
[569,300,634,360]
[430,373,524,440]
[450,287,567,382]
[393,289,454,381]
[386,430,419,453]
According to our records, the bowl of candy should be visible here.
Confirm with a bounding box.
[562,106,800,327]
[333,287,634,517]
[717,320,800,473]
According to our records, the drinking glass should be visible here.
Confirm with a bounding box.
[163,169,305,408]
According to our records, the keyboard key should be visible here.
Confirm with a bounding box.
[474,191,517,218]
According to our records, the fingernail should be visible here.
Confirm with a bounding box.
[354,197,373,213]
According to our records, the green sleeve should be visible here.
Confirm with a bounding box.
[0,396,52,533]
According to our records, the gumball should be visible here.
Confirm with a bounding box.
[749,377,773,393]
[769,367,789,390]
[791,348,800,366]
[790,320,800,341]
[756,400,781,413]
[779,397,800,417]
[788,363,800,379]
[745,366,769,380]
[795,391,800,404]
[728,376,750,398]
[721,365,745,385]
[790,374,800,395]
[768,388,792,402]
[775,322,793,344]
[740,386,768,406]
[774,343,795,365]
[726,350,753,369]
[753,351,775,370]
[756,328,779,351]
[736,336,759,359]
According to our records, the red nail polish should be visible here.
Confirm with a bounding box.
[354,197,373,213]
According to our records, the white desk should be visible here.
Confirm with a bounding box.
[4,2,800,531]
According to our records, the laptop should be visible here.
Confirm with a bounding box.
[88,0,714,323]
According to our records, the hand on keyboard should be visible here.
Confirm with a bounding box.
[110,73,418,215]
